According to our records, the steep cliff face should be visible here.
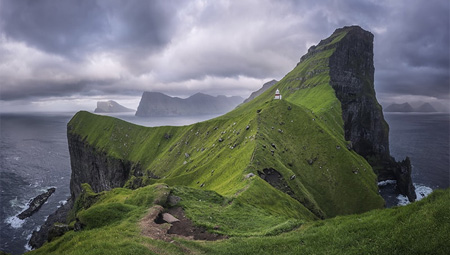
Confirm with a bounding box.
[67,132,142,200]
[299,26,415,201]
[328,27,388,159]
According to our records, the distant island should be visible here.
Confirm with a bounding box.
[385,102,437,112]
[94,100,135,113]
[135,92,243,117]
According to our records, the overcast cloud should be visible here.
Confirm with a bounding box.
[0,0,448,111]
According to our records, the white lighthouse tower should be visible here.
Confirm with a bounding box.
[274,89,282,100]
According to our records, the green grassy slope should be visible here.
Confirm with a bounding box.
[28,186,450,255]
[67,26,383,222]
[196,189,450,255]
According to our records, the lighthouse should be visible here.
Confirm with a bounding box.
[274,89,282,100]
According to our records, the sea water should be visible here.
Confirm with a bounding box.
[380,113,449,207]
[0,112,448,254]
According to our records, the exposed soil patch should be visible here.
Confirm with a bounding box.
[166,207,225,241]
[140,205,226,243]
[257,168,325,219]
[258,168,295,197]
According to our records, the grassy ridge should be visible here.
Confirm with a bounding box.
[66,27,383,227]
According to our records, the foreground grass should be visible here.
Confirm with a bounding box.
[194,189,450,255]
[29,188,450,254]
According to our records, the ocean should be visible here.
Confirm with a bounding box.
[0,112,449,254]
[380,113,450,206]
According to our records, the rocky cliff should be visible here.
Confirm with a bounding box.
[135,92,243,117]
[67,132,142,200]
[300,26,415,201]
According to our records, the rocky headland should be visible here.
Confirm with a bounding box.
[300,26,415,201]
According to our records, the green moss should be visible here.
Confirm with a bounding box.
[78,203,137,229]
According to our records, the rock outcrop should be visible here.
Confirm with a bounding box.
[94,100,134,113]
[301,26,415,201]
[135,92,243,117]
[67,132,143,200]
[18,188,56,220]
[29,198,73,249]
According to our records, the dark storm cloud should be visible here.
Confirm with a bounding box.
[374,0,449,100]
[0,78,115,101]
[0,0,448,110]
[0,0,108,57]
[0,0,182,58]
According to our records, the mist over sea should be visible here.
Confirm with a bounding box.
[1,111,448,254]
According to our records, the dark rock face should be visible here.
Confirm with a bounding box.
[303,26,416,201]
[328,26,389,159]
[135,92,243,117]
[393,157,416,201]
[243,80,278,104]
[258,168,324,219]
[29,198,73,249]
[68,132,142,200]
[18,188,56,220]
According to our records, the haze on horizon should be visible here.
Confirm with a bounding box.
[0,0,448,112]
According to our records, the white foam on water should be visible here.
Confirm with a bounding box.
[9,197,28,210]
[396,184,433,206]
[415,185,433,201]
[396,194,410,206]
[57,200,68,208]
[5,216,26,229]
[378,180,397,186]
[24,234,33,251]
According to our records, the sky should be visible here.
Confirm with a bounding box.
[0,0,449,112]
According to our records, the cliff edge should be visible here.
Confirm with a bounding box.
[299,26,415,201]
